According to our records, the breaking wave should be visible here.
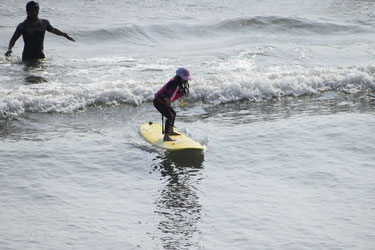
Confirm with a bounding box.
[74,16,369,44]
[1,63,374,119]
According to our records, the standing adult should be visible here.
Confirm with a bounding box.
[4,1,75,61]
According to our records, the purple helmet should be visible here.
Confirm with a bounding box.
[176,67,193,81]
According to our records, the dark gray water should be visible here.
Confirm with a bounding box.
[1,0,375,249]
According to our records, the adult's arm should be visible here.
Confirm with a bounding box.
[50,27,76,42]
[5,30,22,57]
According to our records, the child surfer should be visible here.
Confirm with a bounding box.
[153,67,192,141]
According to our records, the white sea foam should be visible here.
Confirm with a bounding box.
[192,62,375,103]
[0,80,150,119]
[1,63,374,119]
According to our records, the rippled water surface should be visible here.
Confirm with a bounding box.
[1,0,375,249]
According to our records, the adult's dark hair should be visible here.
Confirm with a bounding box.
[26,1,39,11]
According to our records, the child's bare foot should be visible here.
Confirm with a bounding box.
[163,134,175,141]
[169,131,180,136]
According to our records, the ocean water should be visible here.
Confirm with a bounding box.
[1,0,375,249]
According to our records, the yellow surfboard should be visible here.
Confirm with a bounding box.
[140,122,205,151]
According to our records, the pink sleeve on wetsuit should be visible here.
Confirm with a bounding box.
[155,77,184,103]
[155,78,174,98]
[170,86,180,102]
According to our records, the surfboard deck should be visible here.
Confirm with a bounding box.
[140,122,205,151]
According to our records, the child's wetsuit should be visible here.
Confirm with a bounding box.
[153,77,185,133]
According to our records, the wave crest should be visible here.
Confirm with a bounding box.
[1,64,374,119]
[74,16,367,44]
[191,64,375,103]
[211,16,366,35]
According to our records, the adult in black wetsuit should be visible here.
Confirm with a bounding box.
[4,1,75,61]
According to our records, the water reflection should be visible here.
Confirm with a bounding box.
[23,60,48,84]
[0,119,12,138]
[152,151,204,249]
[0,58,48,85]
[24,75,48,84]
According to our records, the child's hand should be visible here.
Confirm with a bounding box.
[164,98,171,106]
